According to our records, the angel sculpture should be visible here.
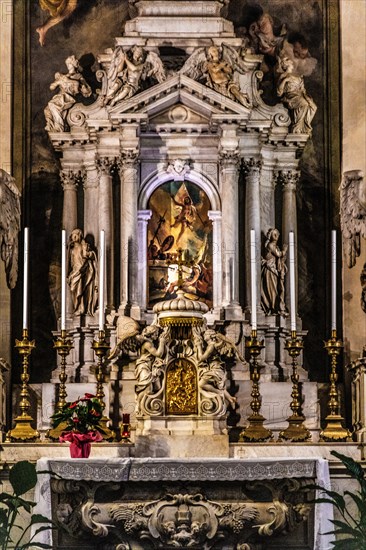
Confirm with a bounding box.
[180,45,251,108]
[109,318,170,415]
[340,170,366,269]
[0,169,21,289]
[103,45,166,107]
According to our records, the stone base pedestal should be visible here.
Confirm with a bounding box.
[135,433,229,458]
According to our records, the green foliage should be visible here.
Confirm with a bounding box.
[312,450,366,549]
[51,393,104,434]
[0,460,52,549]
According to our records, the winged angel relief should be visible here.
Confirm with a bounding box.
[102,45,166,106]
[180,44,251,108]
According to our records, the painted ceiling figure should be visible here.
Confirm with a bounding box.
[36,0,78,46]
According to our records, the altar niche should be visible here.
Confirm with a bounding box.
[147,180,213,309]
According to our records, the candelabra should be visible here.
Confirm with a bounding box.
[278,331,311,442]
[320,330,351,442]
[47,330,74,440]
[6,330,40,442]
[239,330,273,442]
[92,330,115,441]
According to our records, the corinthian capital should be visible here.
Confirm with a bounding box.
[120,149,140,167]
[278,170,300,190]
[241,157,262,176]
[60,169,85,191]
[219,148,240,168]
[96,156,117,176]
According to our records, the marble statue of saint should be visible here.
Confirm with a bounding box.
[180,44,251,108]
[276,56,317,134]
[36,0,78,47]
[104,45,166,107]
[261,228,288,316]
[67,229,98,316]
[0,169,21,289]
[44,55,92,132]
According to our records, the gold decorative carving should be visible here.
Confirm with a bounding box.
[166,358,198,415]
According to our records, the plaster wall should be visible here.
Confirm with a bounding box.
[341,0,366,359]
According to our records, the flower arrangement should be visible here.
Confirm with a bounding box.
[51,393,104,435]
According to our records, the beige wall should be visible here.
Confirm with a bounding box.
[341,0,366,360]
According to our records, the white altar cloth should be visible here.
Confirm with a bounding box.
[32,456,335,549]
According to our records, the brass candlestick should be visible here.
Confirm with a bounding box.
[240,330,273,442]
[47,330,74,440]
[92,330,115,441]
[320,330,351,442]
[6,329,40,442]
[278,331,311,442]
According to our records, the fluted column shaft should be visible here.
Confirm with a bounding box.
[83,164,99,239]
[97,157,115,310]
[280,170,300,313]
[137,210,152,311]
[119,150,139,314]
[208,210,222,311]
[60,169,80,234]
[244,158,262,309]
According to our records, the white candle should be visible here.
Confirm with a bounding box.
[22,228,29,331]
[289,231,296,332]
[331,230,337,332]
[250,229,257,331]
[99,230,105,331]
[61,229,67,331]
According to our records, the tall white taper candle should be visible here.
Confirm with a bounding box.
[250,229,257,331]
[289,231,296,332]
[99,230,105,331]
[23,227,29,331]
[61,229,67,331]
[331,230,337,332]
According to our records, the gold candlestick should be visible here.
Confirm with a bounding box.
[239,330,273,442]
[47,330,74,440]
[92,330,115,441]
[6,329,40,442]
[278,331,311,442]
[320,330,351,441]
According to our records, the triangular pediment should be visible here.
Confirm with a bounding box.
[108,74,251,124]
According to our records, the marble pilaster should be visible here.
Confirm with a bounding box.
[137,210,152,311]
[83,163,99,240]
[96,157,115,310]
[59,169,80,234]
[243,158,262,313]
[208,210,223,313]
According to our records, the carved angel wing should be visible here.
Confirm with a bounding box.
[179,47,208,81]
[215,333,246,364]
[0,170,21,289]
[142,51,166,84]
[221,43,248,74]
[340,170,366,268]
[108,315,141,360]
[104,47,126,100]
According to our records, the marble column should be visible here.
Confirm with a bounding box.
[60,169,80,234]
[219,130,241,318]
[119,149,140,317]
[208,210,223,312]
[96,157,115,310]
[279,169,300,313]
[137,210,152,311]
[260,161,276,232]
[243,158,262,312]
[83,162,99,240]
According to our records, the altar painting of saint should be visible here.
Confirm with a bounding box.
[147,181,213,308]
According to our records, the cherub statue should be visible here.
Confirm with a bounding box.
[36,0,78,47]
[44,55,92,132]
[67,229,98,316]
[180,45,251,108]
[103,45,166,107]
[276,55,317,134]
[0,169,21,289]
[108,318,170,415]
[261,228,288,316]
[340,170,366,269]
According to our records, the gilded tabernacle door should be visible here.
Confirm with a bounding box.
[165,358,198,415]
[147,181,213,309]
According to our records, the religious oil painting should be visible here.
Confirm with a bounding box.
[147,181,213,309]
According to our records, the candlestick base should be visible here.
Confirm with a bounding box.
[319,331,351,442]
[239,331,273,443]
[5,415,40,443]
[278,333,311,442]
[92,330,116,442]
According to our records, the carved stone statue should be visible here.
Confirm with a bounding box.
[67,229,98,316]
[276,56,317,134]
[44,55,92,132]
[340,170,366,268]
[261,228,288,316]
[180,44,251,107]
[103,45,166,106]
[0,169,21,289]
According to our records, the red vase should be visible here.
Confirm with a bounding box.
[69,440,91,458]
[60,430,103,458]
